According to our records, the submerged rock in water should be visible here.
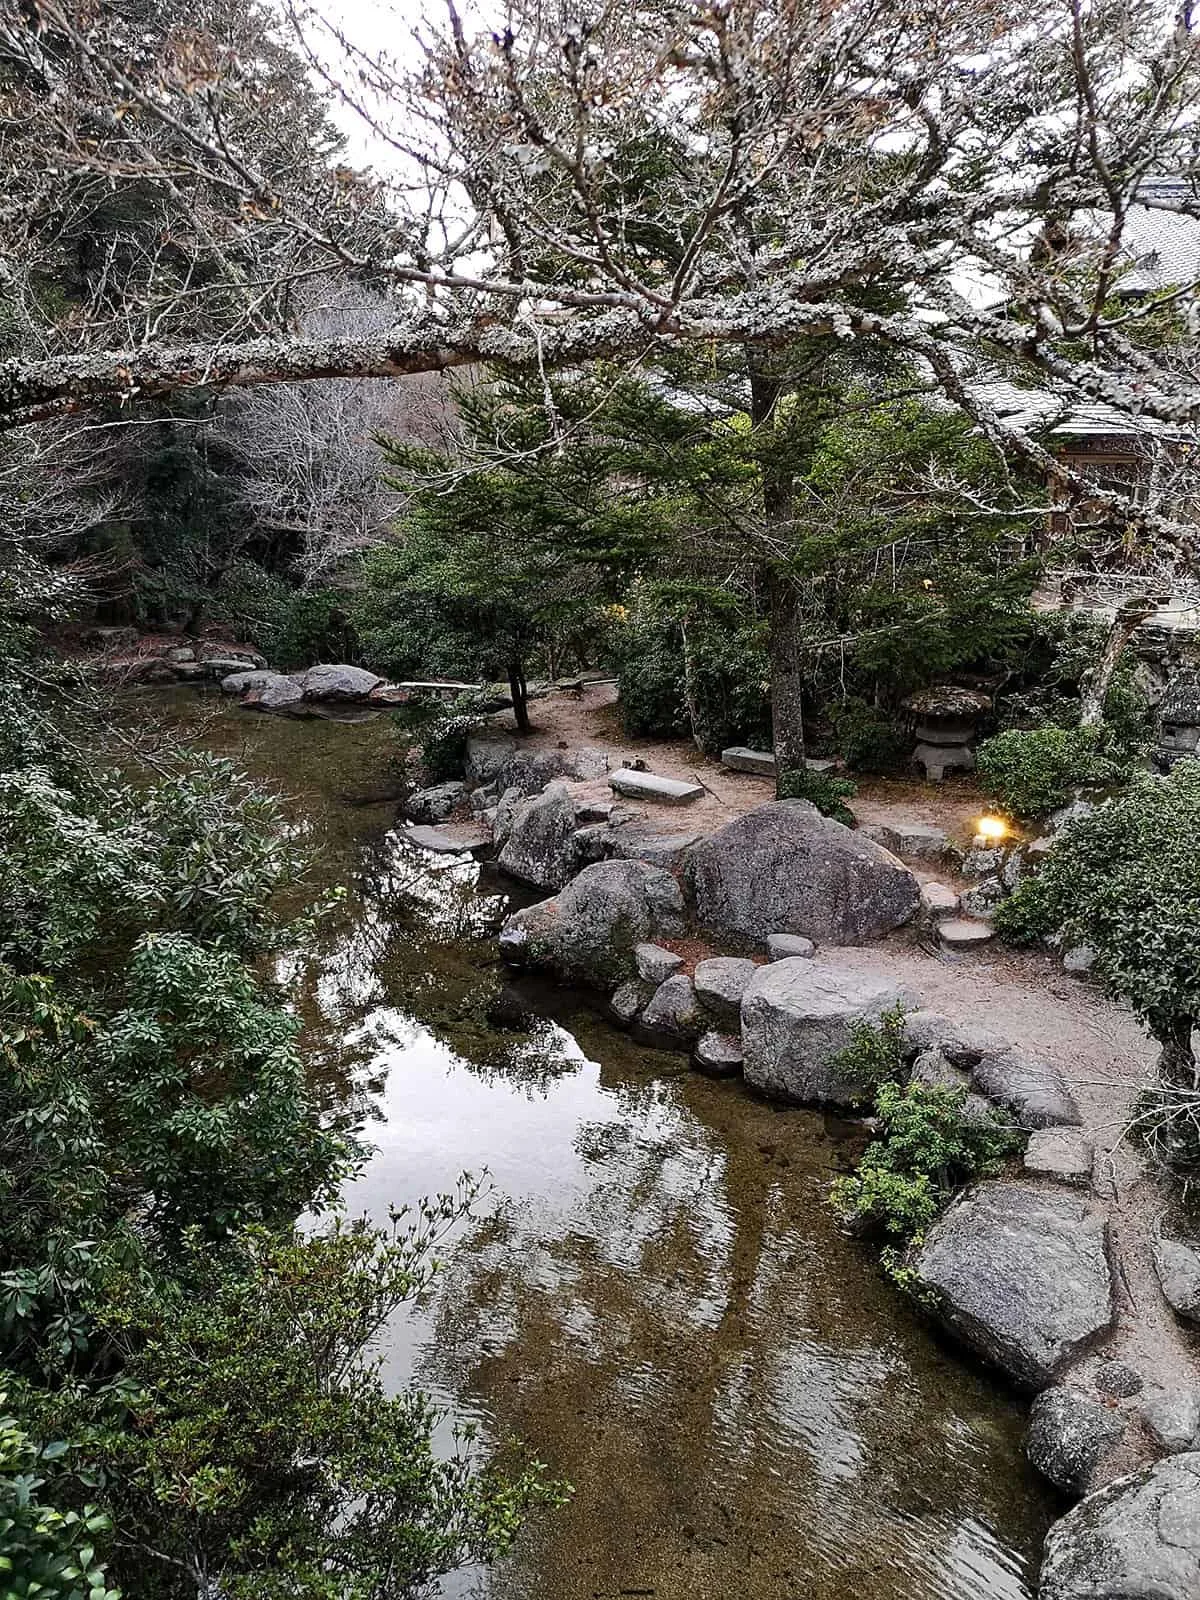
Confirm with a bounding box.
[499,858,685,987]
[1026,1386,1125,1494]
[740,959,915,1109]
[1039,1452,1200,1600]
[913,1181,1114,1390]
[686,800,919,947]
[693,1030,743,1077]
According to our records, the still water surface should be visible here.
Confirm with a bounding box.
[149,694,1055,1600]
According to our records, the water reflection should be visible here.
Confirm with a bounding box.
[138,696,1053,1600]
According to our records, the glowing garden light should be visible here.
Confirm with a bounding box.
[975,815,1008,844]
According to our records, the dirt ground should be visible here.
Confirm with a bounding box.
[501,683,1200,1416]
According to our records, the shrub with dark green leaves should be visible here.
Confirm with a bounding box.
[830,1081,1018,1242]
[828,1003,908,1093]
[776,767,858,826]
[995,762,1200,1170]
[828,698,912,774]
[975,724,1133,821]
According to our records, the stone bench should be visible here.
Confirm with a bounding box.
[608,769,704,805]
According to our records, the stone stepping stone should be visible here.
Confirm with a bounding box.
[721,746,776,776]
[766,932,816,960]
[1024,1128,1094,1186]
[921,881,959,914]
[402,823,489,855]
[938,916,995,949]
[609,769,704,805]
[693,1030,744,1077]
[635,943,683,984]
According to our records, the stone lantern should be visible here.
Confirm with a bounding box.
[902,686,993,781]
[1156,675,1200,769]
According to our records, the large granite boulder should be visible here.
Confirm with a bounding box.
[913,1182,1115,1389]
[499,859,685,987]
[243,675,306,714]
[220,668,287,695]
[971,1045,1081,1129]
[1026,1387,1125,1495]
[405,781,467,824]
[686,800,919,947]
[1040,1453,1200,1600]
[300,663,383,700]
[465,736,609,795]
[740,960,915,1108]
[1152,1224,1200,1323]
[496,782,581,892]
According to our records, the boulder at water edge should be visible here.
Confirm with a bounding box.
[913,1181,1115,1390]
[1026,1386,1125,1495]
[497,781,581,892]
[740,959,915,1108]
[686,800,919,946]
[300,663,383,700]
[1040,1453,1200,1600]
[499,859,685,987]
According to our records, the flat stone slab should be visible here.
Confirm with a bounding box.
[766,932,816,960]
[1040,1452,1200,1600]
[913,1181,1115,1389]
[862,821,953,861]
[921,882,960,914]
[721,746,776,776]
[694,956,758,1021]
[401,823,489,855]
[1025,1129,1094,1186]
[938,916,996,949]
[609,769,704,805]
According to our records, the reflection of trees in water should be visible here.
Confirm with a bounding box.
[418,1072,1044,1600]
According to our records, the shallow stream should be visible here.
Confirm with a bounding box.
[140,693,1056,1600]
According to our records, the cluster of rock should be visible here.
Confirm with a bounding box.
[89,633,268,684]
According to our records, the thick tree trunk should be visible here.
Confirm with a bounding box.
[748,358,806,795]
[508,661,530,734]
[767,571,808,796]
[1079,593,1162,727]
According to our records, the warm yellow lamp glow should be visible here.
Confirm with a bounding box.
[975,815,1008,843]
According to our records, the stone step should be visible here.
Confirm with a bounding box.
[609,769,704,805]
[720,747,838,778]
[401,823,490,855]
[937,916,996,950]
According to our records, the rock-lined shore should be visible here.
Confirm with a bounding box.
[418,727,1200,1600]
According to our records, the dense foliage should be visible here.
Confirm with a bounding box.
[994,763,1200,1168]
[975,725,1135,821]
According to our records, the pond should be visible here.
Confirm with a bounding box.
[135,692,1056,1600]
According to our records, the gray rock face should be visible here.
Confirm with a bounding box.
[243,675,306,713]
[1063,946,1097,976]
[499,859,685,987]
[1025,1128,1094,1186]
[637,974,704,1048]
[496,782,580,892]
[910,1047,997,1125]
[900,1008,1006,1063]
[1039,1453,1200,1600]
[606,826,703,872]
[221,668,286,695]
[920,882,959,915]
[740,960,915,1108]
[1152,1226,1200,1322]
[862,821,953,861]
[608,980,646,1028]
[766,932,817,960]
[960,876,1006,918]
[938,916,996,950]
[694,1030,744,1077]
[464,737,608,795]
[687,801,919,947]
[913,1181,1115,1389]
[301,663,383,700]
[693,956,759,1022]
[1142,1390,1200,1454]
[971,1046,1082,1129]
[405,781,467,824]
[1095,1361,1145,1400]
[491,786,524,849]
[635,943,684,985]
[1027,1387,1125,1495]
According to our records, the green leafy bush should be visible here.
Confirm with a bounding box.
[828,698,912,774]
[975,724,1133,821]
[830,1082,1017,1242]
[612,588,772,755]
[776,767,858,826]
[996,612,1152,751]
[829,1003,908,1093]
[995,762,1200,1170]
[215,561,356,669]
